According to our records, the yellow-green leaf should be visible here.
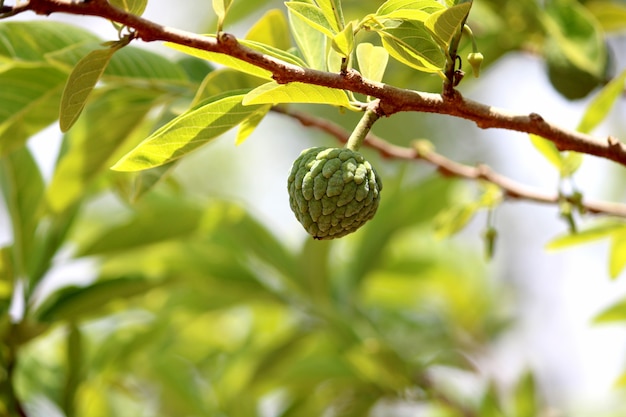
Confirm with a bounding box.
[594,298,626,323]
[112,94,264,172]
[213,0,234,31]
[356,43,389,83]
[236,105,271,145]
[242,81,352,107]
[109,0,147,15]
[424,2,472,49]
[546,223,625,251]
[59,47,117,132]
[331,21,354,57]
[609,230,626,279]
[285,1,338,37]
[245,9,291,50]
[577,69,626,134]
[529,134,562,169]
[166,41,272,80]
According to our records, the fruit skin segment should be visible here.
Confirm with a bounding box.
[287,147,383,240]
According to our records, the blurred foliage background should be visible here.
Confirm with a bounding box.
[1,0,626,416]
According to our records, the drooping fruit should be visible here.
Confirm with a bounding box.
[287,147,382,240]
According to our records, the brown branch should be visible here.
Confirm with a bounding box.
[272,107,626,219]
[18,0,626,168]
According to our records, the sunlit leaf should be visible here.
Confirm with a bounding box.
[242,81,352,107]
[546,223,625,251]
[434,202,479,239]
[166,38,306,80]
[587,1,626,32]
[594,298,626,323]
[288,3,327,70]
[424,2,472,49]
[561,151,583,177]
[109,0,147,15]
[235,105,271,145]
[317,0,345,32]
[609,230,626,279]
[378,20,446,73]
[577,69,626,134]
[112,93,265,172]
[285,1,338,37]
[213,0,234,31]
[245,9,292,50]
[356,43,389,83]
[331,21,354,57]
[167,42,271,80]
[193,68,264,106]
[59,47,118,132]
[375,0,444,17]
[529,134,562,169]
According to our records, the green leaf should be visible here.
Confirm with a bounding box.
[0,21,99,62]
[375,0,444,17]
[542,0,607,99]
[529,134,562,169]
[166,38,306,80]
[331,21,354,57]
[193,68,264,106]
[513,371,538,417]
[285,2,339,37]
[378,20,446,73]
[235,105,271,145]
[112,93,265,172]
[434,202,479,239]
[587,1,626,32]
[609,230,626,279]
[59,47,118,132]
[317,0,345,31]
[77,195,204,256]
[166,42,272,80]
[356,43,389,83]
[0,147,45,272]
[34,276,160,322]
[0,65,67,156]
[213,0,234,31]
[109,0,147,15]
[288,4,327,70]
[561,151,583,177]
[242,81,352,107]
[577,69,626,134]
[245,9,292,51]
[594,298,626,323]
[424,2,472,49]
[546,223,625,251]
[47,87,162,213]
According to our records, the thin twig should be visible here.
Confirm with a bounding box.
[15,0,626,167]
[273,107,626,218]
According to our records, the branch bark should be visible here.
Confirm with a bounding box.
[17,0,626,168]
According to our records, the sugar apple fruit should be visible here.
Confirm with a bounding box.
[287,147,382,240]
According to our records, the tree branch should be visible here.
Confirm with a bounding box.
[17,0,626,167]
[272,107,626,219]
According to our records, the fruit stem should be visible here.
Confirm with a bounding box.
[346,108,379,151]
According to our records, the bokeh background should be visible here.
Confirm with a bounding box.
[2,0,626,416]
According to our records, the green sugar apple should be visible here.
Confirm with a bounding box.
[287,147,383,240]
